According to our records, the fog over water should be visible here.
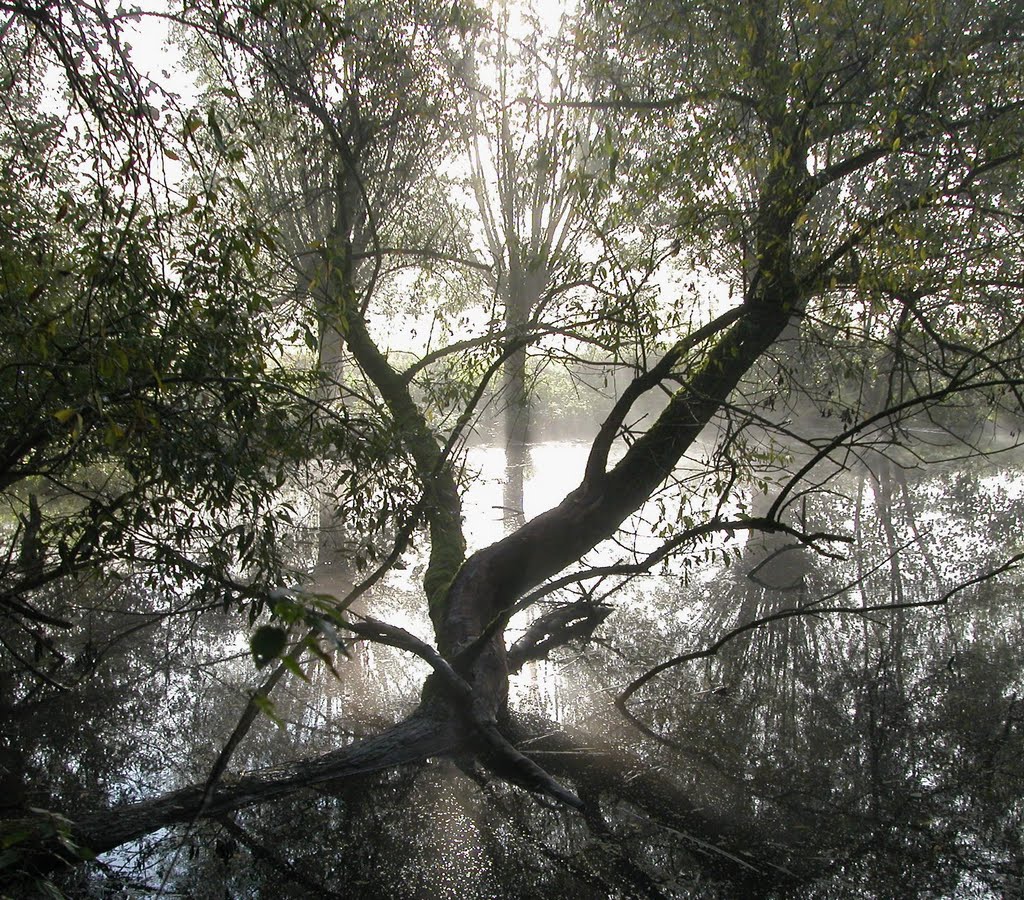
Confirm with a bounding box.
[3,427,1022,897]
[3,0,1023,892]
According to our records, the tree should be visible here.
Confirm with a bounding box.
[0,0,314,643]
[190,0,474,577]
[3,0,1024,895]
[458,4,610,528]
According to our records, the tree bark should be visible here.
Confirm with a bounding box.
[61,715,458,860]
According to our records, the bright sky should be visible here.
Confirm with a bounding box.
[122,4,199,109]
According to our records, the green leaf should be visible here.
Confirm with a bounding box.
[209,110,226,151]
[281,653,309,683]
[103,422,125,448]
[38,880,66,900]
[250,625,287,667]
[0,826,34,850]
[252,693,284,728]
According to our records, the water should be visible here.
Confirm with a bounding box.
[8,441,1024,898]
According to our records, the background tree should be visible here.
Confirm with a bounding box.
[203,1,468,577]
[459,4,612,528]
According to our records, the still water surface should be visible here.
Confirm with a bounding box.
[22,441,1024,897]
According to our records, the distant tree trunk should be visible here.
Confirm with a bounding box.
[257,143,350,578]
[315,310,349,575]
[309,173,359,580]
[502,427,528,530]
[501,279,538,532]
[462,21,587,533]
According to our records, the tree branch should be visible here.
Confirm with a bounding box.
[617,552,1024,707]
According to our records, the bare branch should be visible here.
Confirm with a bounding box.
[617,552,1024,707]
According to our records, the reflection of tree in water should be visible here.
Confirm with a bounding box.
[627,462,1024,896]
[7,463,1023,897]
[240,461,1006,898]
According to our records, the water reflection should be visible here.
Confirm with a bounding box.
[462,442,593,549]
[598,458,1024,897]
[5,443,1023,897]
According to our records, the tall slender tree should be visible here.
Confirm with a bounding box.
[459,4,606,527]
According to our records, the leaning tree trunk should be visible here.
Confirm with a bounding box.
[20,152,809,889]
[17,715,459,870]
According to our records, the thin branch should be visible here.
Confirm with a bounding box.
[349,245,491,272]
[584,305,749,483]
[617,552,1024,706]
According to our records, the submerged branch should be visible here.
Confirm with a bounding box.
[505,714,796,888]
